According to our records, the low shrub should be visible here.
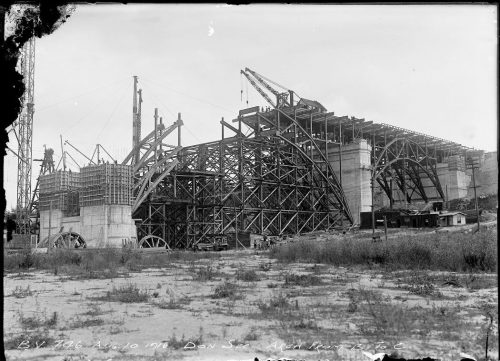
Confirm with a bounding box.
[11,285,33,298]
[396,272,442,297]
[194,265,218,281]
[243,327,260,341]
[4,247,225,274]
[18,310,58,330]
[257,293,289,314]
[212,282,238,299]
[269,229,497,272]
[167,333,203,350]
[95,284,149,303]
[69,317,105,329]
[283,273,322,287]
[154,296,191,309]
[236,268,260,282]
[4,333,55,350]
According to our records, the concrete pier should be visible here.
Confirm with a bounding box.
[325,139,372,224]
[40,205,136,248]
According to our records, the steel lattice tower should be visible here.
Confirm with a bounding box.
[15,37,35,234]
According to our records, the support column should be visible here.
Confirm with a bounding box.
[325,139,371,225]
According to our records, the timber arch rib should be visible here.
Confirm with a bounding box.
[131,86,476,249]
[134,106,353,249]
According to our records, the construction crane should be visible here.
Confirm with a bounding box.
[28,147,56,236]
[240,67,296,109]
[13,36,36,234]
[30,147,56,216]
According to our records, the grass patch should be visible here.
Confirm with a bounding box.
[57,265,120,279]
[154,296,191,309]
[212,282,239,299]
[242,327,260,341]
[4,247,226,276]
[82,303,107,317]
[254,293,320,333]
[11,285,33,298]
[4,332,55,350]
[259,263,272,271]
[69,316,105,329]
[193,265,218,281]
[5,248,124,278]
[167,333,203,350]
[236,268,260,282]
[344,287,468,340]
[440,273,498,291]
[94,284,149,303]
[307,264,326,274]
[269,229,497,271]
[396,272,443,298]
[256,293,290,314]
[18,311,58,330]
[283,273,322,287]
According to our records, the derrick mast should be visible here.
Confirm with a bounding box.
[132,76,143,165]
[15,37,35,234]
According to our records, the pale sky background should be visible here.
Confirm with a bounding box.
[4,4,498,210]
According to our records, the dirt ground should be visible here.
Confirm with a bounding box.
[3,231,498,361]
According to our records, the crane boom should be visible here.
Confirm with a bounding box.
[245,68,281,97]
[241,68,294,108]
[240,70,275,108]
[249,69,289,94]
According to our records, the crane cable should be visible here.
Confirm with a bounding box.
[96,84,128,141]
[245,77,249,105]
[141,76,232,112]
[240,72,243,102]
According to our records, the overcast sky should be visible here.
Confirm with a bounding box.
[4,4,498,210]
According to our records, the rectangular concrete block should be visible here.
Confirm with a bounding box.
[325,139,372,224]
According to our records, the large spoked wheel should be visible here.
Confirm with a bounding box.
[40,232,86,248]
[138,235,171,250]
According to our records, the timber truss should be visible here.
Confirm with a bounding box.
[257,105,476,205]
[132,73,477,248]
[134,105,354,249]
[122,114,183,214]
[342,119,475,204]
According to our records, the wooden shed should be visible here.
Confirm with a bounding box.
[438,212,467,227]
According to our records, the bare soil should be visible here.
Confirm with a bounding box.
[4,237,498,361]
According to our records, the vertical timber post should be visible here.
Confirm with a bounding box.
[154,108,158,160]
[47,199,53,253]
[221,117,225,140]
[339,118,343,227]
[324,114,329,230]
[371,133,375,236]
[390,177,394,210]
[103,203,108,246]
[445,184,449,210]
[403,140,408,209]
[159,116,163,154]
[132,76,139,165]
[236,114,242,250]
[178,112,182,147]
[384,215,388,241]
[339,119,343,189]
[471,161,480,232]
